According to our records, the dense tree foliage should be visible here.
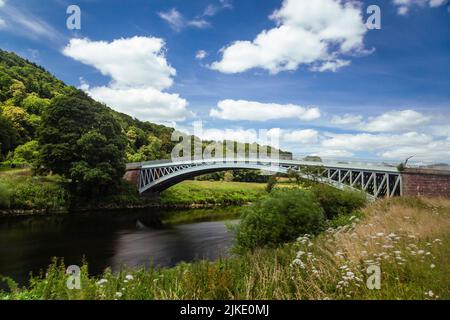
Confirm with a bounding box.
[38,89,127,195]
[0,114,17,157]
[0,49,176,166]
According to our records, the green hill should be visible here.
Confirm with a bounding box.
[0,49,175,164]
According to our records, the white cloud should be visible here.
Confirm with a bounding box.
[330,110,431,132]
[63,36,193,123]
[87,86,192,122]
[310,149,355,158]
[331,114,364,125]
[187,19,210,28]
[158,8,185,31]
[0,3,63,42]
[363,110,431,132]
[210,99,321,122]
[393,0,448,15]
[283,129,319,144]
[63,37,175,90]
[310,59,351,72]
[322,131,433,152]
[199,128,259,144]
[211,0,368,74]
[195,50,207,60]
[158,8,210,31]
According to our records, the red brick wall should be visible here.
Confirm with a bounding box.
[402,168,450,198]
[123,169,140,187]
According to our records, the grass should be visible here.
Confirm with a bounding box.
[1,196,448,300]
[160,180,267,207]
[161,206,243,225]
[0,169,69,212]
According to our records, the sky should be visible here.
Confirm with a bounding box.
[0,0,449,163]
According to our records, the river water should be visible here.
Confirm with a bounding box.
[0,208,238,286]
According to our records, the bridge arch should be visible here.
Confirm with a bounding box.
[131,158,402,199]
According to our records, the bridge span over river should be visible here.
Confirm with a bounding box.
[124,158,450,199]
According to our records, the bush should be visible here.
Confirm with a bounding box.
[0,182,13,208]
[11,181,69,210]
[232,189,325,250]
[310,184,367,219]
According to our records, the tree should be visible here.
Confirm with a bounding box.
[126,126,148,151]
[127,135,164,162]
[0,114,17,157]
[12,140,39,164]
[1,105,33,143]
[22,93,50,115]
[9,80,27,105]
[38,89,127,196]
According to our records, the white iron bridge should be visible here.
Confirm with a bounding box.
[129,158,402,199]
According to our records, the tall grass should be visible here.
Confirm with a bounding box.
[1,197,448,300]
[0,169,70,211]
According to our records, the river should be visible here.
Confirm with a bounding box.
[0,208,239,286]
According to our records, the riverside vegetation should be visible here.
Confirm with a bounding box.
[3,186,448,300]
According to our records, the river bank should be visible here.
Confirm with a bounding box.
[2,197,449,300]
[0,169,268,217]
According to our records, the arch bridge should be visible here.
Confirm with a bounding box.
[125,158,403,199]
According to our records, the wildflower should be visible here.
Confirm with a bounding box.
[125,274,134,281]
[417,250,425,255]
[96,279,108,286]
[425,290,434,298]
[115,292,123,298]
[430,264,435,269]
[291,259,305,269]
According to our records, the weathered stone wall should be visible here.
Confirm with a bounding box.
[402,168,450,198]
[123,169,140,188]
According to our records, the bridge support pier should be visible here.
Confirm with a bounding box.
[402,168,450,198]
[123,168,140,188]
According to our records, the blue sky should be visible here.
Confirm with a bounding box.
[0,0,449,162]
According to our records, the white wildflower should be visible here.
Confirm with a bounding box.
[96,279,108,286]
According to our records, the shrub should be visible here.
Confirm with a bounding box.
[232,189,325,250]
[310,184,367,219]
[11,181,69,210]
[0,182,13,208]
[265,175,277,193]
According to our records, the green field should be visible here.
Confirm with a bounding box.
[160,180,267,207]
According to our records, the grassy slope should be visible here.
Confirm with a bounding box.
[1,197,448,300]
[160,180,267,207]
[0,169,68,211]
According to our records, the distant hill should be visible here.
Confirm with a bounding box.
[0,49,291,163]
